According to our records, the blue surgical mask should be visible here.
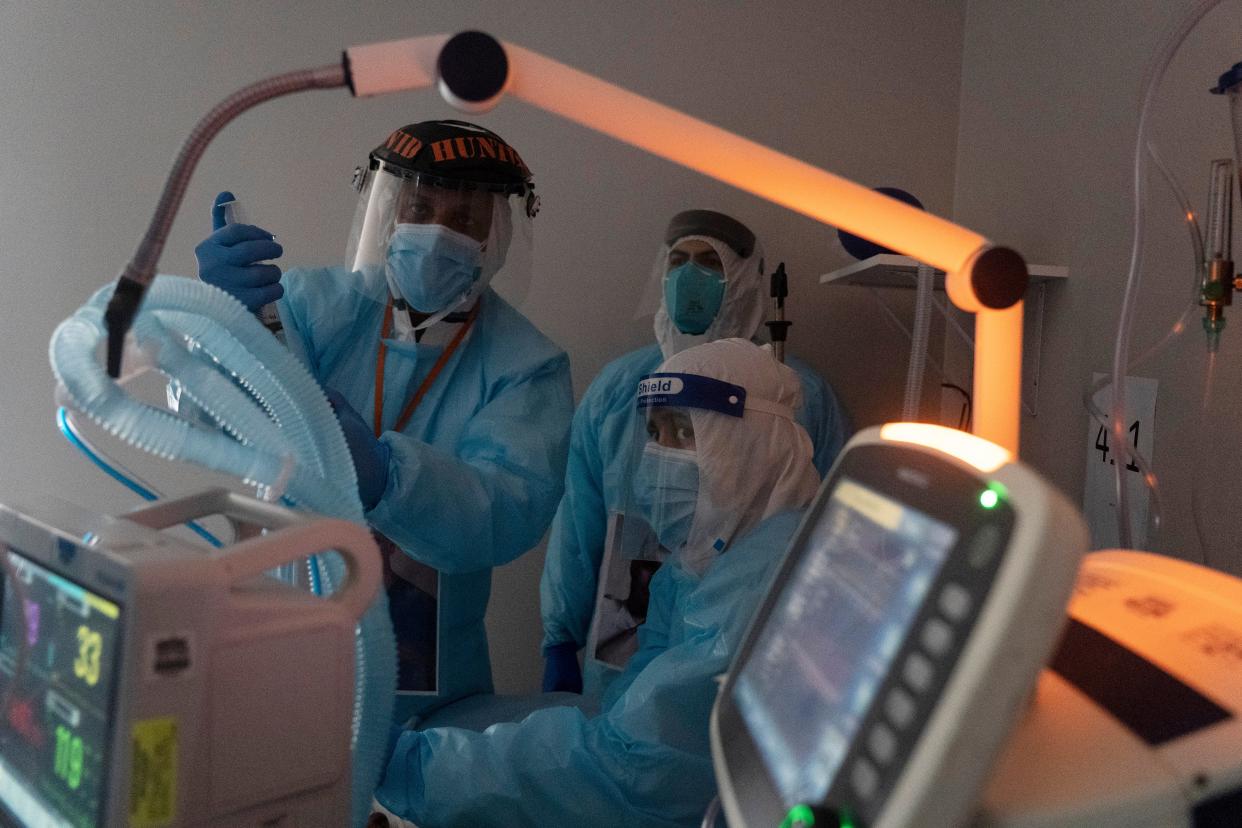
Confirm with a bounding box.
[386,223,481,313]
[664,261,726,335]
[632,443,699,551]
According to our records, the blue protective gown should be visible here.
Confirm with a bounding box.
[539,344,846,658]
[278,267,573,722]
[376,510,804,828]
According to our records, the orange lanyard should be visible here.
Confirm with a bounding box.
[373,299,480,438]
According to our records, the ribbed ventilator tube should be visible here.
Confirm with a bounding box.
[50,275,396,828]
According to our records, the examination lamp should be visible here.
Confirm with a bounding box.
[103,30,1030,452]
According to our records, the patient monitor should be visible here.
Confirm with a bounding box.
[712,425,1242,827]
[711,424,1088,828]
[0,490,380,827]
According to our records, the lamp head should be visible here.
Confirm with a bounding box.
[946,245,1029,313]
[437,31,509,113]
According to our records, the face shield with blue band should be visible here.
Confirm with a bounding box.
[585,370,749,673]
[624,371,748,556]
[585,340,822,676]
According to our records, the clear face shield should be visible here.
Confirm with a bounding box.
[585,371,746,671]
[618,371,748,557]
[344,161,535,332]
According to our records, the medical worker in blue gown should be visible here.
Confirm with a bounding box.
[193,120,573,723]
[371,338,822,828]
[540,209,848,694]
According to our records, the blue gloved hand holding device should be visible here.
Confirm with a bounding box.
[195,190,284,311]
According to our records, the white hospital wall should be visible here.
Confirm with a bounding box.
[0,1,967,693]
[953,1,1242,572]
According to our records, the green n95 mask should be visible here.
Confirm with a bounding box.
[664,261,726,335]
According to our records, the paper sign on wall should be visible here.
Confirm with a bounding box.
[1083,374,1157,549]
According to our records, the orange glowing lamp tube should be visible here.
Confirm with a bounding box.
[346,33,1027,454]
[504,45,985,275]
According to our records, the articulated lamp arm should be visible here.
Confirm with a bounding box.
[105,31,1028,452]
[350,32,1030,453]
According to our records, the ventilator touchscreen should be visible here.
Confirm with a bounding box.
[732,479,957,808]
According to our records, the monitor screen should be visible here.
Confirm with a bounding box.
[732,478,958,808]
[0,546,122,828]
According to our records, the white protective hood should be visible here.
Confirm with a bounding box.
[656,338,820,574]
[651,213,768,359]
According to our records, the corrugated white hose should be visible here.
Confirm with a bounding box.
[903,262,935,421]
[869,288,951,380]
[51,276,395,828]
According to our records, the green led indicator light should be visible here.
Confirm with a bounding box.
[781,804,816,828]
[780,804,856,828]
[980,480,1008,509]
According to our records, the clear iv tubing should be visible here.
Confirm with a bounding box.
[1083,150,1203,539]
[1085,249,1199,540]
[1190,349,1220,566]
[1110,0,1222,548]
[1090,141,1204,385]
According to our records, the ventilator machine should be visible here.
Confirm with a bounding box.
[711,425,1242,827]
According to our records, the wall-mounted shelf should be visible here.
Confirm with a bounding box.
[819,254,1069,419]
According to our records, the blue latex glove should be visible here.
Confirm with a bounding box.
[194,190,284,311]
[326,389,391,511]
[541,641,583,693]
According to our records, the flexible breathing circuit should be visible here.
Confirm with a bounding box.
[50,276,395,828]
